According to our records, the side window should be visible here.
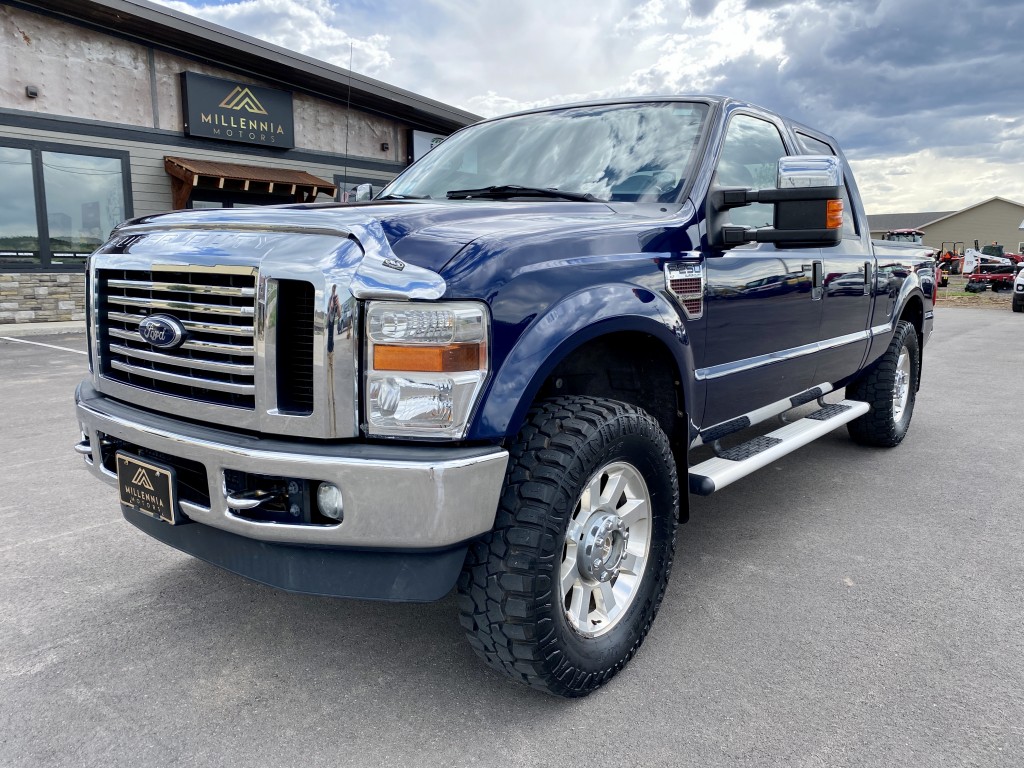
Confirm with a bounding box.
[795,132,858,238]
[714,114,787,229]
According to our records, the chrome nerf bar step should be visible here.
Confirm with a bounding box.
[688,399,870,496]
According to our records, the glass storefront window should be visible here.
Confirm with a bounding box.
[0,143,131,271]
[0,147,41,269]
[42,152,126,266]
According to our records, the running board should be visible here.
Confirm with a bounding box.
[688,399,870,495]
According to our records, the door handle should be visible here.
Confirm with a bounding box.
[812,259,823,300]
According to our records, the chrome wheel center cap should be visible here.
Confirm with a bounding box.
[578,512,628,582]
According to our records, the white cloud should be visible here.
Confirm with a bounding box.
[154,0,393,75]
[851,151,1024,213]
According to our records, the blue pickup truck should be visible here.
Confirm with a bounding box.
[75,96,935,697]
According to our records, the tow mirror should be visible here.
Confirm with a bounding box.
[709,154,844,249]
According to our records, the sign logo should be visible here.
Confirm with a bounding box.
[180,72,295,149]
[218,86,269,115]
[138,315,187,350]
[131,467,155,491]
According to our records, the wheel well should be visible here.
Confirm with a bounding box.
[535,332,686,447]
[899,295,924,339]
[899,295,924,388]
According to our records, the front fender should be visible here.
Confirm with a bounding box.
[468,283,701,442]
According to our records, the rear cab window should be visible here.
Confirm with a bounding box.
[795,132,858,238]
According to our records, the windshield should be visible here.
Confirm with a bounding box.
[382,102,710,203]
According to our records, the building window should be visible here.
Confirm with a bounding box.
[42,152,127,268]
[0,147,40,269]
[0,141,132,272]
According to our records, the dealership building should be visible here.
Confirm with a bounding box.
[0,0,479,323]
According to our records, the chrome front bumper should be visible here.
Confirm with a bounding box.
[75,382,508,550]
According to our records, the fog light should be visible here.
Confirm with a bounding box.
[316,482,344,521]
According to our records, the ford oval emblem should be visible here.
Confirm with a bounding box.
[138,314,186,350]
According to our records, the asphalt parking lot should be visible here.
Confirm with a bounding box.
[1,307,1022,768]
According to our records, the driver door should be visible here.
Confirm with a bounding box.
[700,112,824,427]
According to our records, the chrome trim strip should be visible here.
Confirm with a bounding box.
[816,329,867,353]
[108,311,255,337]
[110,360,256,395]
[105,295,255,317]
[696,330,873,381]
[108,344,255,376]
[869,322,893,336]
[106,279,256,298]
[76,392,508,549]
[257,274,276,418]
[108,327,254,356]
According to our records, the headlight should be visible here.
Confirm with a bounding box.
[364,301,489,438]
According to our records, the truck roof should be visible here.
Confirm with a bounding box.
[477,96,841,147]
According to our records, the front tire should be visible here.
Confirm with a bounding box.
[457,396,678,697]
[846,320,920,447]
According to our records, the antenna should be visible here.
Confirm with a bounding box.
[342,42,352,201]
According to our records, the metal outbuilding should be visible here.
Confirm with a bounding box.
[868,197,1024,255]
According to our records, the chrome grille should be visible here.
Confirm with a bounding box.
[98,268,258,409]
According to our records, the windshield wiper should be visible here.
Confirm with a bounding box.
[376,193,431,200]
[446,185,599,202]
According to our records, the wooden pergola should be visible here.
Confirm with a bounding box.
[164,156,338,209]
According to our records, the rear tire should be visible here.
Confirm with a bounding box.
[1013,297,1023,313]
[457,396,678,697]
[846,320,920,447]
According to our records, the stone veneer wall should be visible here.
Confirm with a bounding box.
[0,273,86,323]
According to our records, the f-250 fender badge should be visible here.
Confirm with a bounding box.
[665,262,705,320]
[382,258,406,271]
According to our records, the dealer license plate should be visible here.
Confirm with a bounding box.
[116,452,179,524]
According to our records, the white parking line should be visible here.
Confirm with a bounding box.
[0,337,88,355]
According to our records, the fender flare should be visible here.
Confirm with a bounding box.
[468,284,701,442]
[891,271,926,331]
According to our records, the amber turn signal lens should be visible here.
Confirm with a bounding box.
[826,199,844,229]
[374,343,484,372]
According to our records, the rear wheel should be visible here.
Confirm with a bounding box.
[457,396,678,697]
[847,320,920,447]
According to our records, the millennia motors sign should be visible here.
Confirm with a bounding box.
[180,71,296,149]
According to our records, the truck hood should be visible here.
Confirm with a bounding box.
[113,199,660,276]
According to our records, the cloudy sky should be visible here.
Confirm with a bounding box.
[153,0,1023,214]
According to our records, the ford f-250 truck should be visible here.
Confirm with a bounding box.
[74,96,935,697]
